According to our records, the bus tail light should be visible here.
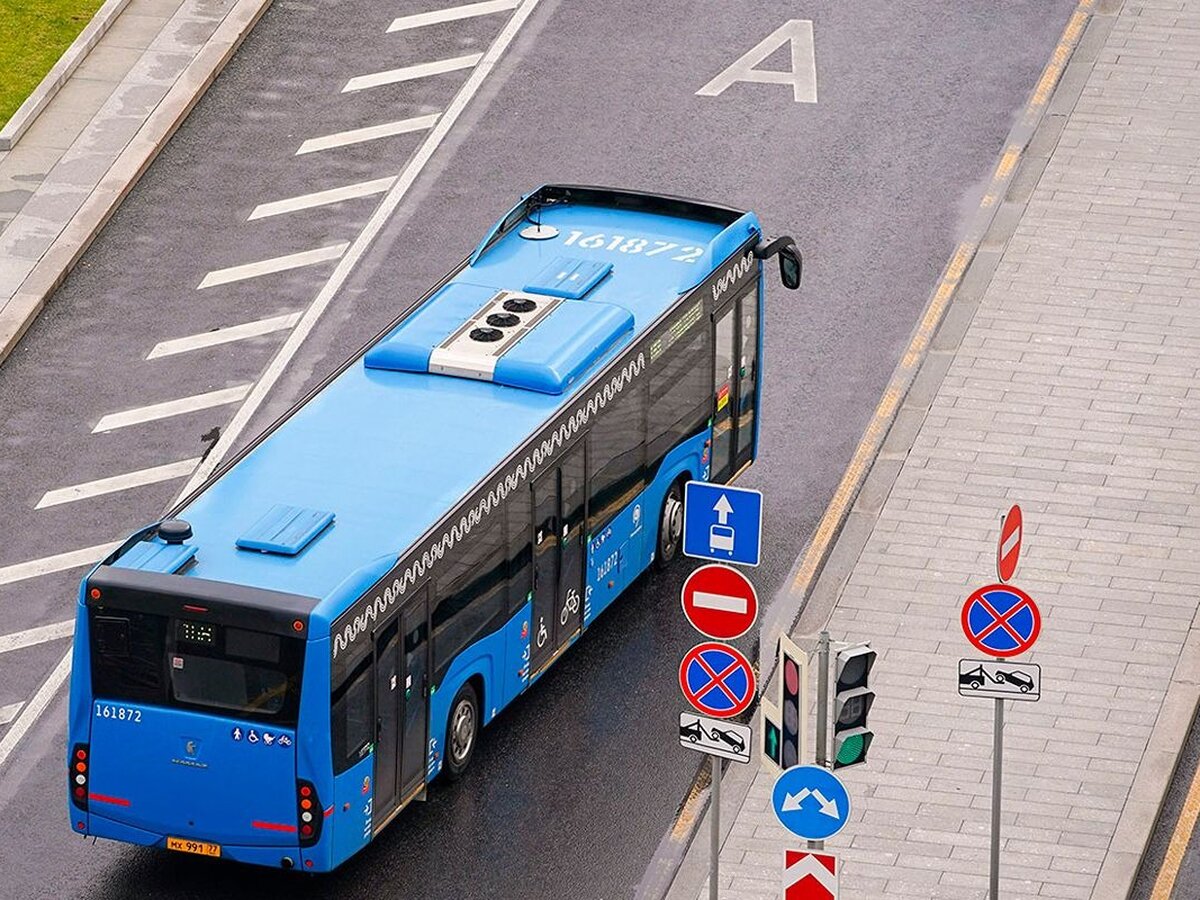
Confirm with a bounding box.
[296,780,322,847]
[70,744,89,811]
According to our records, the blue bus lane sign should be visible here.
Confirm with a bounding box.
[679,641,756,719]
[683,481,763,566]
[772,765,851,841]
[960,583,1041,658]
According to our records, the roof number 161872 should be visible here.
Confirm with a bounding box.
[95,703,142,723]
[561,231,704,263]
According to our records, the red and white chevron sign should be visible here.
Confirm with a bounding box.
[997,504,1023,583]
[783,850,838,899]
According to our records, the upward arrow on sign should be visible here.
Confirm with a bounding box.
[713,494,734,525]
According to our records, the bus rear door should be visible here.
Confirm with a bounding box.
[372,589,429,828]
[530,442,585,673]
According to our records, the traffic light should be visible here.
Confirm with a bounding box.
[778,635,806,769]
[832,644,875,769]
[761,699,782,769]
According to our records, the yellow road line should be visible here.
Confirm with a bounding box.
[1151,753,1200,898]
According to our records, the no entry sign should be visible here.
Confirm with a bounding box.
[997,504,1023,582]
[961,584,1041,658]
[681,564,759,640]
[679,642,756,718]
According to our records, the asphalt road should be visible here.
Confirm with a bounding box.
[0,1,1078,897]
[1133,706,1200,899]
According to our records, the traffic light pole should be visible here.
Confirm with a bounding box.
[710,754,720,900]
[990,693,1004,899]
[810,630,830,851]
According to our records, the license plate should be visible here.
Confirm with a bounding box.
[166,836,221,858]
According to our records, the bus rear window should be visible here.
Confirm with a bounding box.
[89,608,304,725]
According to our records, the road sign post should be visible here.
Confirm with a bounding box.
[991,692,1003,900]
[710,755,720,900]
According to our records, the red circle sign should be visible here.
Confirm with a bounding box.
[681,564,759,640]
[997,504,1023,583]
[961,583,1041,658]
[678,642,756,718]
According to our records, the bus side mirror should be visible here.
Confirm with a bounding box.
[754,236,802,290]
[779,246,802,290]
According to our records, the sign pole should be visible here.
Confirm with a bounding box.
[809,630,830,851]
[990,692,1004,899]
[710,754,720,900]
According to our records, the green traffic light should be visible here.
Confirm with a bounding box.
[836,734,864,766]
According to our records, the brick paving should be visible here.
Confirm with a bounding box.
[680,0,1200,897]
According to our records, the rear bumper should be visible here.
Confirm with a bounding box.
[81,810,333,871]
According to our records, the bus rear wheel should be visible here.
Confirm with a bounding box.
[444,682,479,781]
[656,479,685,568]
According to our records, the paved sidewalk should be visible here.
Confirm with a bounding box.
[668,0,1200,897]
[0,0,268,361]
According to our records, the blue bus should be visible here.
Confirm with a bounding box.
[67,185,800,871]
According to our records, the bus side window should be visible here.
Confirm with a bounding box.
[647,328,709,476]
[432,515,506,681]
[587,381,646,532]
[506,486,531,615]
[332,654,373,773]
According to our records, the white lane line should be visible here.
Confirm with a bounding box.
[177,0,544,501]
[0,620,74,655]
[295,114,439,156]
[0,542,118,586]
[0,650,71,769]
[146,313,302,359]
[0,702,23,727]
[388,0,519,32]
[197,243,349,290]
[248,176,397,221]
[93,384,252,433]
[343,53,482,93]
[36,458,200,510]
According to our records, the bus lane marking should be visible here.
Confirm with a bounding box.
[342,54,483,93]
[36,458,201,510]
[92,384,252,433]
[178,0,545,500]
[146,313,302,359]
[0,702,22,727]
[197,243,350,289]
[248,177,397,221]
[388,0,519,33]
[0,620,74,654]
[295,115,440,155]
[0,650,71,769]
[0,543,118,587]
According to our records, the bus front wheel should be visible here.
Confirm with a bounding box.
[444,682,479,781]
[656,479,685,568]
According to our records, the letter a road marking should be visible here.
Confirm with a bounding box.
[696,20,818,103]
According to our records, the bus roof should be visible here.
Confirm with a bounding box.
[110,186,761,605]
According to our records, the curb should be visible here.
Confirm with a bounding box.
[0,0,274,367]
[0,0,134,151]
[642,2,1113,898]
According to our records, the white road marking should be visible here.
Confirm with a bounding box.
[696,19,818,103]
[0,702,23,727]
[36,458,200,510]
[146,313,302,359]
[388,0,519,32]
[248,176,397,221]
[343,54,482,93]
[197,243,349,289]
[93,385,251,433]
[0,650,71,769]
[0,542,118,586]
[295,114,439,156]
[177,0,544,501]
[0,620,74,654]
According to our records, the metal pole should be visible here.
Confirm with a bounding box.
[990,695,1004,899]
[810,630,831,851]
[710,754,720,900]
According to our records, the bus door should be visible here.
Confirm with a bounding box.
[710,289,759,481]
[530,442,585,673]
[373,589,429,827]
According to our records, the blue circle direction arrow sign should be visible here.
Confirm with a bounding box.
[771,765,851,841]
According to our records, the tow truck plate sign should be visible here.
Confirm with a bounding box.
[958,659,1041,702]
[679,712,752,763]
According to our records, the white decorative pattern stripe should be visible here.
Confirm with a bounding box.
[333,352,646,657]
[709,253,754,306]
